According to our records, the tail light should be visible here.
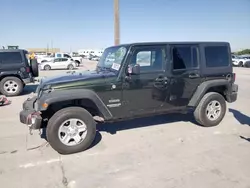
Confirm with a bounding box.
[26,67,30,73]
[233,73,236,82]
[20,67,30,73]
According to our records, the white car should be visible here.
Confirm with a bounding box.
[38,53,83,67]
[232,55,250,67]
[39,58,76,70]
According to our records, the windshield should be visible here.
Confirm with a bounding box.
[96,46,127,72]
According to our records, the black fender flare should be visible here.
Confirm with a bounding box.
[188,79,230,107]
[38,89,112,120]
[0,71,20,78]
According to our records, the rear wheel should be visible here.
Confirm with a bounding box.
[44,65,51,70]
[238,61,243,67]
[194,92,226,127]
[46,107,96,154]
[0,76,23,96]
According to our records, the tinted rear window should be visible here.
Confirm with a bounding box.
[205,46,230,67]
[0,52,22,64]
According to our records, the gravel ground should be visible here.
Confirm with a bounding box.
[0,63,249,188]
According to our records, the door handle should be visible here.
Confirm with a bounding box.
[189,73,200,78]
[155,77,169,85]
[155,77,164,82]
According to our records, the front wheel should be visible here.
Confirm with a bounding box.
[74,61,80,67]
[238,61,243,67]
[46,107,96,154]
[67,64,74,70]
[194,92,226,127]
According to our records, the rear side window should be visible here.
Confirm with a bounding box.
[0,52,22,64]
[205,46,229,67]
[63,54,71,58]
[172,46,198,70]
[61,58,68,61]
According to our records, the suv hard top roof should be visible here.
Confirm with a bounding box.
[112,41,230,48]
[0,49,28,53]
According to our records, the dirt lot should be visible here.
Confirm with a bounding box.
[0,62,249,188]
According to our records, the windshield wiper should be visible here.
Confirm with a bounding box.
[96,66,113,72]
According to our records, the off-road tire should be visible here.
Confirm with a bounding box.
[194,92,226,127]
[0,76,23,96]
[46,107,96,155]
[44,65,51,70]
[30,59,39,77]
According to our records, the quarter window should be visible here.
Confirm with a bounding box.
[205,46,229,67]
[0,52,22,64]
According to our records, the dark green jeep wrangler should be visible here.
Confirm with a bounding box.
[20,42,238,154]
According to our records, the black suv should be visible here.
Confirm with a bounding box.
[19,42,238,154]
[0,49,39,96]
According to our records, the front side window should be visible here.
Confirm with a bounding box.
[0,52,22,64]
[130,46,165,72]
[54,58,60,62]
[96,46,127,72]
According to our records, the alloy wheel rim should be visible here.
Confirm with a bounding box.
[4,80,19,94]
[58,118,87,146]
[206,100,221,121]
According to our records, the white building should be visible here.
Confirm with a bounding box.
[78,49,104,57]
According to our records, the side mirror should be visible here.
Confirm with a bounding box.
[129,64,140,75]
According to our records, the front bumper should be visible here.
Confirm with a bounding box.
[226,84,238,103]
[19,96,42,129]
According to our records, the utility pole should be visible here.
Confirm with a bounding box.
[51,40,53,53]
[114,0,120,45]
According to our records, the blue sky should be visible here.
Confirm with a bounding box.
[0,0,249,52]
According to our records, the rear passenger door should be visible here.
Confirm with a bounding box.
[168,44,202,107]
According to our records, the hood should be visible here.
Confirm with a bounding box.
[39,70,116,89]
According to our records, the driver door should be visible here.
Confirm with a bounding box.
[122,45,169,116]
[53,58,62,69]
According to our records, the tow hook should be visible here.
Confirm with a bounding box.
[26,111,41,135]
[29,127,33,135]
[29,127,41,136]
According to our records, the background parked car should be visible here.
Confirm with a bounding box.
[0,49,38,96]
[232,54,250,67]
[39,58,76,70]
[38,53,83,67]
